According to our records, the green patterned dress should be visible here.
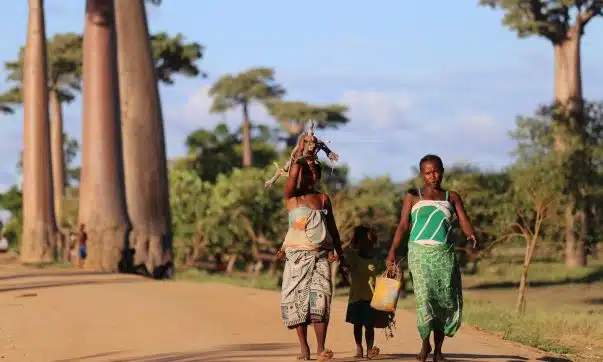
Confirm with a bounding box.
[407,189,462,339]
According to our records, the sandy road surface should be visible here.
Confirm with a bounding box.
[0,261,556,362]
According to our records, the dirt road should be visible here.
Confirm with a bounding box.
[0,261,555,362]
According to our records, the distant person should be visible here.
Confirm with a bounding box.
[387,154,478,362]
[275,135,347,361]
[77,224,88,268]
[0,225,8,253]
[344,225,383,359]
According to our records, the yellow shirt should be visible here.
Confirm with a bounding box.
[345,249,384,302]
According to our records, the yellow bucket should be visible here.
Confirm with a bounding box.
[370,277,401,312]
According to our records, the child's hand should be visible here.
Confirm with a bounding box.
[327,251,338,263]
[386,249,396,266]
[275,249,285,260]
[468,234,478,249]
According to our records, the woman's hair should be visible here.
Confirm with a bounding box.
[419,154,444,171]
[307,160,322,181]
[350,225,376,248]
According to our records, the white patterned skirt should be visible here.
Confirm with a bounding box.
[280,248,332,328]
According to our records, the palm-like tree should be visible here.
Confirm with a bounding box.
[209,67,285,167]
[266,100,349,148]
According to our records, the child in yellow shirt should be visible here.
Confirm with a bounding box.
[344,226,383,359]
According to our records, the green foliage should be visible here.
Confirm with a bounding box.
[332,177,401,246]
[169,167,213,264]
[151,32,205,84]
[267,100,349,133]
[446,169,513,245]
[169,165,286,265]
[0,186,23,247]
[478,0,603,42]
[207,168,287,254]
[510,101,603,248]
[64,133,80,186]
[0,32,83,109]
[209,67,285,113]
[0,32,204,109]
[185,123,279,182]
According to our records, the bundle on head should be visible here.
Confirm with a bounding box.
[264,120,339,189]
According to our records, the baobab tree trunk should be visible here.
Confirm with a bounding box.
[553,27,588,268]
[241,103,253,167]
[114,0,173,278]
[79,0,129,271]
[49,89,65,227]
[20,0,58,264]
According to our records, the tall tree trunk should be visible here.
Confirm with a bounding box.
[553,28,588,268]
[79,0,129,271]
[49,89,65,228]
[20,0,58,263]
[242,103,252,167]
[114,0,173,278]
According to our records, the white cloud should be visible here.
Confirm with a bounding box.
[167,85,272,131]
[340,90,413,130]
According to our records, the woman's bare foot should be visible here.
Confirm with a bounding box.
[354,345,364,358]
[297,343,310,360]
[416,341,432,362]
[317,349,334,361]
[367,346,380,359]
[433,351,448,362]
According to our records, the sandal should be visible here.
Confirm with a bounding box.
[367,346,380,359]
[317,349,334,361]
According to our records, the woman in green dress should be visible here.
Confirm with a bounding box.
[387,154,478,362]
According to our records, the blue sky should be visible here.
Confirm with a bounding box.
[0,0,602,190]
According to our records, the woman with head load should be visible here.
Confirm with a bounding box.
[276,135,346,361]
[387,154,478,362]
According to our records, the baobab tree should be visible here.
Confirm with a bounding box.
[479,0,603,267]
[20,0,58,263]
[114,0,173,277]
[266,100,349,148]
[209,67,285,167]
[79,0,129,271]
[1,33,83,229]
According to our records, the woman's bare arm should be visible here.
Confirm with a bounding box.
[283,139,306,200]
[387,192,414,262]
[450,191,478,248]
[324,195,343,258]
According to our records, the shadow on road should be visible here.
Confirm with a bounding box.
[0,271,114,281]
[0,277,146,293]
[584,297,603,305]
[467,266,603,290]
[377,353,530,361]
[56,343,297,362]
[54,345,554,362]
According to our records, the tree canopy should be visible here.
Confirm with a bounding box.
[266,100,349,144]
[184,123,279,182]
[209,67,285,113]
[0,31,203,110]
[479,0,603,43]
